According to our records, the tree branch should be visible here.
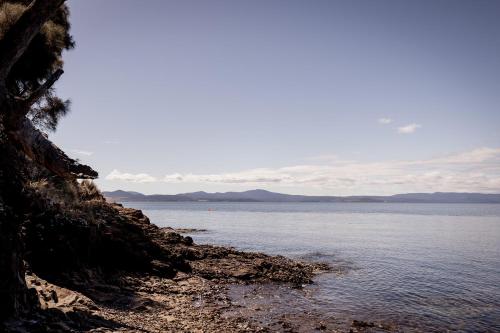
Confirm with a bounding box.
[15,68,64,119]
[24,69,63,108]
[8,118,98,179]
[4,68,64,128]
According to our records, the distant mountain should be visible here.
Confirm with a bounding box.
[178,189,340,202]
[103,189,500,204]
[388,192,500,203]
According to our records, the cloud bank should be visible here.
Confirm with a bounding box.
[105,148,500,194]
[106,169,157,183]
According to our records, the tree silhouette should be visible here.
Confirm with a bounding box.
[0,0,95,318]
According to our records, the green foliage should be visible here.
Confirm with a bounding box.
[30,91,70,131]
[0,1,74,93]
[0,1,74,131]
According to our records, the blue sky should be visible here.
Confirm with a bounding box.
[52,0,500,195]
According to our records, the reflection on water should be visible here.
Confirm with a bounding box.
[124,202,500,332]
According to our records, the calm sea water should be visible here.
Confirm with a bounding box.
[123,202,500,332]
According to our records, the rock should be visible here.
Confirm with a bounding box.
[316,322,327,330]
[352,319,376,328]
[232,267,258,280]
[151,260,175,278]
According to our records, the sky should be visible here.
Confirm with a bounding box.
[52,0,500,195]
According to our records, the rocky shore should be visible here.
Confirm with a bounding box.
[2,190,397,333]
[11,263,333,332]
[4,203,343,332]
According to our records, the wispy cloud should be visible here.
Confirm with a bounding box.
[409,147,500,165]
[105,169,156,183]
[397,123,421,134]
[378,117,393,125]
[70,149,94,156]
[158,148,500,194]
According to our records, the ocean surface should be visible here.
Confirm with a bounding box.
[123,202,500,332]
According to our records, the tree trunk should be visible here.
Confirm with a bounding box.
[0,208,29,321]
[0,143,32,321]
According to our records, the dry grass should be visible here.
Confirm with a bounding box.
[78,179,103,201]
[28,177,79,207]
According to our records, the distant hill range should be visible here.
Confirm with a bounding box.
[103,189,500,204]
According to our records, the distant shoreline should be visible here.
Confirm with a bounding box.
[104,189,500,204]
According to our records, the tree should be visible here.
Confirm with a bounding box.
[0,0,97,179]
[0,0,96,319]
